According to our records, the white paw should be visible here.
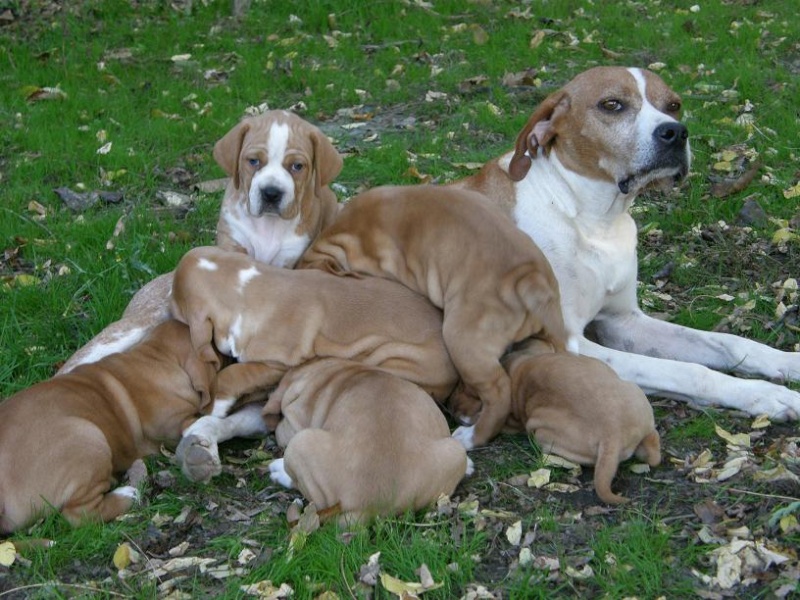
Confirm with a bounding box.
[464,457,475,477]
[269,458,294,489]
[112,486,140,503]
[452,425,475,450]
[175,433,221,483]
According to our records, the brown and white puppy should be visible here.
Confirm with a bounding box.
[501,339,661,505]
[266,358,470,526]
[449,66,800,420]
[169,245,459,482]
[57,110,342,374]
[298,185,568,450]
[0,320,219,533]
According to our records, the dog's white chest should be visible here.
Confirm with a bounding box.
[221,203,309,268]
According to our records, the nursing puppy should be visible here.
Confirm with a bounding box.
[58,110,341,374]
[298,185,568,449]
[169,245,459,482]
[0,320,219,533]
[502,339,661,505]
[450,65,800,420]
[267,358,470,525]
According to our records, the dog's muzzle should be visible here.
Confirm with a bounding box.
[618,121,690,194]
[257,185,285,216]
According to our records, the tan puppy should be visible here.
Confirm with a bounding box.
[0,320,219,533]
[298,185,568,450]
[170,245,459,480]
[266,358,470,525]
[58,110,342,374]
[501,339,661,505]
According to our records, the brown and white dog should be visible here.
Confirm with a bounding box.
[266,358,470,525]
[499,339,661,505]
[450,66,800,420]
[0,320,220,533]
[169,246,459,482]
[298,185,568,449]
[57,110,342,374]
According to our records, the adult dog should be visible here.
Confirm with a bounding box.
[57,110,341,374]
[449,65,800,420]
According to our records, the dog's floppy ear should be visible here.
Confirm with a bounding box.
[213,119,252,189]
[183,346,219,413]
[310,129,343,196]
[187,315,221,371]
[508,91,569,182]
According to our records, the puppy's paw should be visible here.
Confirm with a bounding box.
[452,425,476,451]
[176,433,222,483]
[111,485,141,504]
[269,458,294,489]
[464,457,475,477]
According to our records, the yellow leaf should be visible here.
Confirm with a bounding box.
[0,541,16,567]
[782,182,800,199]
[713,160,733,172]
[772,228,798,245]
[779,514,798,533]
[13,274,40,287]
[720,149,738,162]
[380,572,443,597]
[527,468,551,488]
[714,424,750,448]
[750,414,771,429]
[506,520,522,545]
[113,542,132,571]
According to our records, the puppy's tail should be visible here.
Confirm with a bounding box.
[593,440,629,505]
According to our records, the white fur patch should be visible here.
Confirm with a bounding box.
[269,458,295,488]
[237,266,260,292]
[197,258,219,271]
[220,201,308,267]
[111,486,140,503]
[452,425,476,451]
[211,397,236,418]
[248,122,296,216]
[465,457,475,477]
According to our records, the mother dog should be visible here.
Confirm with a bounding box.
[450,66,800,420]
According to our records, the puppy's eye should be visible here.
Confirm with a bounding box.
[666,101,682,113]
[599,99,624,112]
[247,158,260,168]
[289,162,305,173]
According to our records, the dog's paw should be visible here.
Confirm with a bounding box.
[111,485,141,504]
[269,458,294,489]
[464,457,475,477]
[176,433,222,483]
[452,425,476,451]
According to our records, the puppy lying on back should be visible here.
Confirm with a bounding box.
[501,339,661,505]
[298,184,568,450]
[0,320,219,533]
[170,246,457,403]
[267,358,470,525]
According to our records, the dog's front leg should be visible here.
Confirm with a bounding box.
[592,309,800,382]
[215,361,287,401]
[579,337,800,420]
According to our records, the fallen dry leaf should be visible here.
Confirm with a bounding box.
[505,520,522,546]
[240,580,294,598]
[0,541,16,567]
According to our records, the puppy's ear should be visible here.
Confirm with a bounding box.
[213,119,252,189]
[310,129,343,196]
[508,91,569,181]
[187,315,221,371]
[183,346,219,412]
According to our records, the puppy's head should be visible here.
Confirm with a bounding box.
[213,110,343,220]
[508,66,690,195]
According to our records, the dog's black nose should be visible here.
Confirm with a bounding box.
[654,122,688,148]
[260,186,283,209]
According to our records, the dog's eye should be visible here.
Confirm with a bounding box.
[599,99,624,112]
[247,157,261,168]
[290,162,305,173]
[665,101,682,113]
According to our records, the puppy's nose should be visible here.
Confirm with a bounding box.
[653,122,688,148]
[259,186,284,212]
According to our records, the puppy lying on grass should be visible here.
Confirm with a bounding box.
[267,358,471,525]
[0,321,219,533]
[503,340,661,504]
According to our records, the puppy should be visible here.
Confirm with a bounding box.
[298,184,568,449]
[0,320,219,533]
[169,246,459,481]
[58,110,342,374]
[267,358,470,525]
[501,339,661,505]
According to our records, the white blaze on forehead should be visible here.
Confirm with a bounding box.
[267,122,290,164]
[237,265,260,292]
[248,121,296,215]
[197,257,219,271]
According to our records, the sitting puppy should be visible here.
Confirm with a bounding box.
[298,184,568,449]
[267,358,470,525]
[501,339,661,505]
[0,320,219,533]
[169,246,460,481]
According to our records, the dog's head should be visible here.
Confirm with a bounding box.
[508,66,691,195]
[213,110,343,220]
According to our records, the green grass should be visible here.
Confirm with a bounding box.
[2,0,800,598]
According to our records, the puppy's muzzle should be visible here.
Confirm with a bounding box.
[257,185,285,216]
